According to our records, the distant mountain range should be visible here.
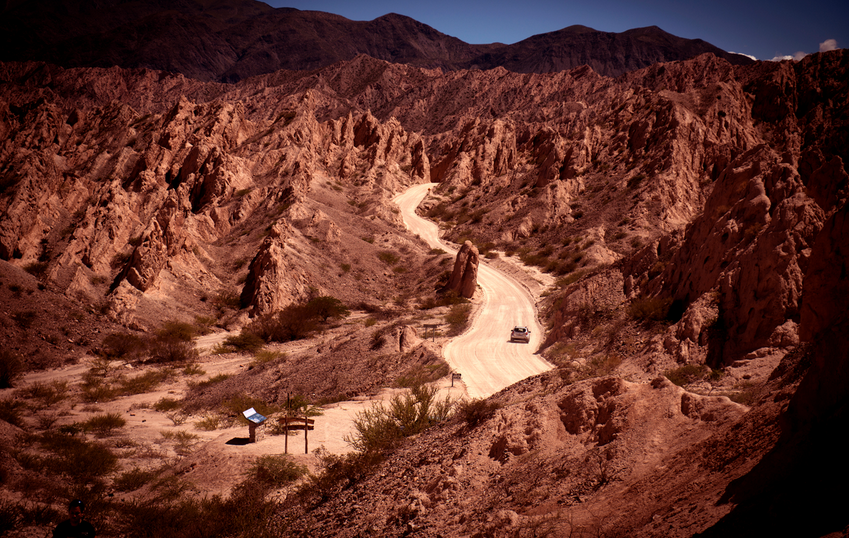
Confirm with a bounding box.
[0,0,753,81]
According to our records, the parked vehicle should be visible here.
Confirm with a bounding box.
[510,326,531,343]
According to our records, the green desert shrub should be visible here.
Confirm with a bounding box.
[346,384,453,453]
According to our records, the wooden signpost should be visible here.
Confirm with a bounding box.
[424,324,439,341]
[279,415,316,454]
[451,372,462,387]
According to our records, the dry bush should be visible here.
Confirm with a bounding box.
[19,380,68,407]
[118,369,173,395]
[153,397,182,412]
[455,398,502,429]
[247,454,308,488]
[100,331,148,360]
[25,431,119,482]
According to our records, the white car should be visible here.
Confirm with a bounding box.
[510,326,531,343]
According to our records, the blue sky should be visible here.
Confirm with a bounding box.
[264,0,846,61]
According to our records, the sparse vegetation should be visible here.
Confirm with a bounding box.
[248,296,350,342]
[377,250,400,265]
[627,296,673,323]
[664,364,715,386]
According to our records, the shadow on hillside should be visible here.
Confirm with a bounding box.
[697,318,849,537]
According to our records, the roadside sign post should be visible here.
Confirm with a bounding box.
[424,324,439,341]
[451,372,462,387]
[278,415,316,454]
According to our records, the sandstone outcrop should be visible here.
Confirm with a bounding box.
[445,241,479,299]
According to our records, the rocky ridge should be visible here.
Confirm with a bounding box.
[0,1,751,82]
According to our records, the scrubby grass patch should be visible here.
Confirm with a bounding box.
[153,397,182,412]
[113,467,161,492]
[78,413,126,436]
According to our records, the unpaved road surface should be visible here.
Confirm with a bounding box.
[394,184,553,399]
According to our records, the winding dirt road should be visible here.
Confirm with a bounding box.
[394,184,553,399]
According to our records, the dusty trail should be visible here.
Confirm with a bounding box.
[393,183,552,398]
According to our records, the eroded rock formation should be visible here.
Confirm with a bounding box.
[446,241,479,298]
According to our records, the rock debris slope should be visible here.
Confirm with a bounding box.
[0,46,847,536]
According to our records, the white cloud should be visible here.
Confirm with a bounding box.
[820,39,838,52]
[768,39,839,63]
[769,54,798,62]
[729,51,758,61]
